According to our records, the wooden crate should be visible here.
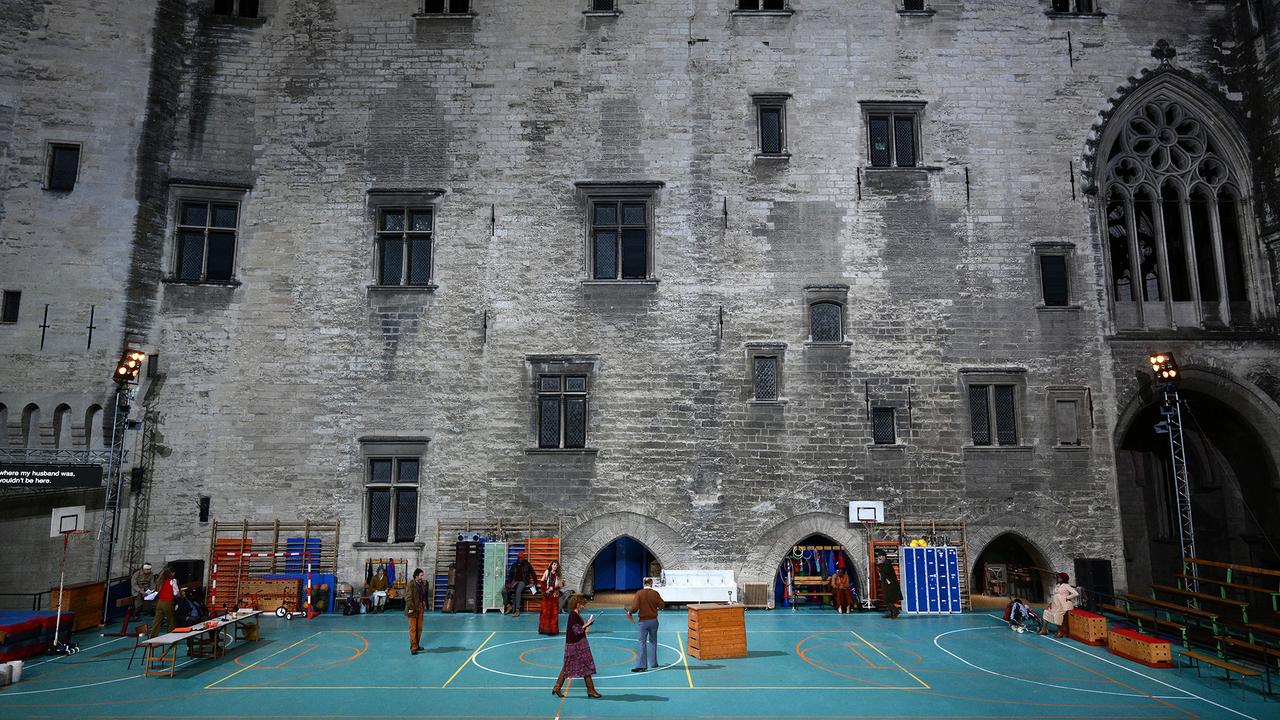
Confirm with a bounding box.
[48,580,105,631]
[687,603,746,660]
[1106,627,1172,668]
[1067,608,1107,646]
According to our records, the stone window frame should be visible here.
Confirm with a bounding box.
[358,437,428,546]
[164,180,251,287]
[1031,241,1081,312]
[212,0,262,19]
[745,342,787,405]
[898,0,936,17]
[524,355,600,455]
[752,93,791,160]
[1,290,19,324]
[367,188,446,294]
[585,0,621,15]
[960,368,1028,451]
[860,101,927,170]
[1046,386,1090,450]
[575,181,664,287]
[1046,0,1105,18]
[732,0,793,16]
[44,142,81,192]
[804,285,852,347]
[415,0,476,19]
[871,407,899,445]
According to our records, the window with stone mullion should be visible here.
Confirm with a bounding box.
[367,457,419,543]
[592,201,647,280]
[176,201,237,282]
[538,375,588,448]
[378,207,433,286]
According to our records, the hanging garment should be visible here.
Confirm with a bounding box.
[366,562,373,585]
[387,561,396,586]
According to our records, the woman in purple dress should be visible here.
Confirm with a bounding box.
[551,594,601,698]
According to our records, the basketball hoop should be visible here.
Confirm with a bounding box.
[859,521,877,609]
[51,528,91,655]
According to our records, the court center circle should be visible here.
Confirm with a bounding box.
[472,635,683,680]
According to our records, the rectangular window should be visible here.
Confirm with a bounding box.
[46,144,80,191]
[738,0,786,9]
[809,302,843,342]
[592,0,616,10]
[1040,254,1069,306]
[872,407,896,445]
[903,0,925,10]
[538,374,588,449]
[1052,0,1095,12]
[1,291,19,323]
[422,0,470,12]
[366,457,419,543]
[377,207,433,286]
[753,356,779,401]
[592,200,648,280]
[176,201,238,282]
[1055,399,1080,446]
[759,105,784,155]
[213,0,259,18]
[866,111,919,168]
[968,384,1018,446]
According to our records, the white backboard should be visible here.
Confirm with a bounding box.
[849,500,884,523]
[50,506,86,537]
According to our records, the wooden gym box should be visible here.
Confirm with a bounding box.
[49,580,105,632]
[1067,608,1107,646]
[686,603,747,660]
[1106,627,1172,668]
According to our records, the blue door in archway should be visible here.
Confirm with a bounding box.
[592,537,650,591]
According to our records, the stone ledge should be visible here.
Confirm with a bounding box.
[1052,444,1090,452]
[730,10,795,18]
[524,447,600,456]
[1044,11,1106,19]
[962,445,1034,454]
[583,10,621,17]
[868,443,907,450]
[368,284,438,294]
[805,340,853,349]
[161,277,242,287]
[754,153,791,161]
[1037,304,1083,313]
[413,12,476,20]
[897,9,936,17]
[353,541,425,551]
[581,279,659,288]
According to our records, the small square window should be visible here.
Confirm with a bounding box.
[592,0,616,10]
[872,408,896,445]
[46,144,80,192]
[809,302,843,342]
[753,356,779,401]
[1,291,19,323]
[738,0,786,9]
[1039,254,1070,306]
[213,0,259,18]
[903,0,926,10]
[1052,0,1095,12]
[175,200,239,283]
[377,206,434,287]
[864,105,922,168]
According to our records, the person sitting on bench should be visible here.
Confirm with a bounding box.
[367,567,389,613]
[502,553,536,617]
[131,562,156,615]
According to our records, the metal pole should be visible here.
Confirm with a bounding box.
[1161,385,1198,593]
[98,385,133,623]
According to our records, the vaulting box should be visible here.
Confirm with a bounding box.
[1106,627,1172,668]
[687,603,746,660]
[1067,608,1107,646]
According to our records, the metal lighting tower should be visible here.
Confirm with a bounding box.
[1149,352,1197,593]
[97,349,146,622]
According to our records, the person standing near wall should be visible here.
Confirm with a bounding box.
[405,568,429,654]
[1040,572,1079,637]
[626,577,665,672]
[150,567,179,637]
[878,557,901,619]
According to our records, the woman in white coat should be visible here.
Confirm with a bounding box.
[1040,571,1079,637]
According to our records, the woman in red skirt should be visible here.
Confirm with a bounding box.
[537,560,564,635]
[552,594,601,698]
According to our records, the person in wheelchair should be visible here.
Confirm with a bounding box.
[1003,596,1040,633]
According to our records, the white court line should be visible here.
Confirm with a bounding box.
[932,624,1191,699]
[24,636,126,668]
[0,657,202,697]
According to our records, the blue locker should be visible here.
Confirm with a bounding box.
[902,546,962,614]
[925,549,940,612]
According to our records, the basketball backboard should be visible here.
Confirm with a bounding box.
[849,500,884,523]
[50,506,86,537]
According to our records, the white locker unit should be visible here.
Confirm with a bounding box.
[901,546,962,614]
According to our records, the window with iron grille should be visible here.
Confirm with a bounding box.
[366,457,420,543]
[422,0,471,13]
[809,302,843,343]
[377,207,434,286]
[591,200,649,280]
[867,111,918,168]
[591,0,616,10]
[738,0,787,9]
[213,0,259,18]
[752,95,789,156]
[46,143,80,192]
[753,356,779,401]
[539,375,588,449]
[902,0,926,10]
[968,384,1018,446]
[1039,254,1069,307]
[872,407,896,445]
[1,291,19,324]
[176,201,238,283]
[1051,0,1095,12]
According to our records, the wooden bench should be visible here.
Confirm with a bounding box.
[1176,573,1278,598]
[1184,557,1280,612]
[790,576,833,606]
[1151,583,1251,623]
[1102,604,1188,646]
[1120,593,1220,632]
[1180,648,1262,694]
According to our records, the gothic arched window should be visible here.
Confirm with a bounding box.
[1101,92,1254,328]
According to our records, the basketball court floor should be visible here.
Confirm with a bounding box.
[0,608,1271,720]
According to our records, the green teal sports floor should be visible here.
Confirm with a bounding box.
[1,608,1273,720]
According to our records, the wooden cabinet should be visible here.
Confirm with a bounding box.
[686,603,746,660]
[49,580,105,631]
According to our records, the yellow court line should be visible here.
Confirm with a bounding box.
[849,630,930,689]
[442,630,495,688]
[676,632,694,688]
[205,632,321,689]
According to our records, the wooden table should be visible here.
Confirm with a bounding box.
[687,603,747,660]
[140,610,263,677]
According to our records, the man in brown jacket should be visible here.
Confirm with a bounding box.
[405,568,429,654]
[626,577,665,672]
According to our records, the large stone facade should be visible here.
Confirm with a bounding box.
[2,1,1277,601]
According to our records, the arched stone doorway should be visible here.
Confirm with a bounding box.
[773,533,860,609]
[586,535,657,595]
[559,512,687,596]
[1116,372,1280,591]
[970,532,1052,603]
